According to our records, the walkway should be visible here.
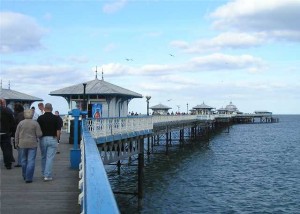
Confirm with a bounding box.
[0,132,81,214]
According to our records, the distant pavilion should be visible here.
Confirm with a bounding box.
[216,107,229,114]
[0,83,43,111]
[225,101,240,114]
[191,102,214,115]
[217,101,241,114]
[49,74,142,118]
[150,104,172,115]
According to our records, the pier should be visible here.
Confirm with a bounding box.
[0,113,278,213]
[0,132,81,214]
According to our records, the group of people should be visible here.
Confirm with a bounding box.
[0,100,63,183]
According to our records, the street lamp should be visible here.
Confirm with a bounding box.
[187,103,189,114]
[146,95,151,116]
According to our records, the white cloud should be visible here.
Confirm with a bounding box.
[210,0,300,41]
[189,53,266,72]
[99,53,266,77]
[102,0,128,14]
[0,12,47,53]
[171,32,266,53]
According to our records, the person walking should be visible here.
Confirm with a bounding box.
[31,106,39,120]
[37,103,59,181]
[54,110,63,154]
[37,102,44,116]
[15,109,42,183]
[0,99,15,169]
[13,103,25,167]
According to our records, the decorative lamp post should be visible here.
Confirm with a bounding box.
[187,103,188,114]
[146,95,151,116]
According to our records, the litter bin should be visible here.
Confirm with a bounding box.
[69,120,82,144]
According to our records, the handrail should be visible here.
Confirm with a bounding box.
[79,120,120,214]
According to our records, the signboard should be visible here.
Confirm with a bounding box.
[92,103,102,118]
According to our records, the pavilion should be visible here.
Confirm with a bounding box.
[191,102,214,115]
[0,84,43,111]
[150,104,172,115]
[49,74,142,118]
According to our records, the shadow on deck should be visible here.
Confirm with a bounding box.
[0,132,81,214]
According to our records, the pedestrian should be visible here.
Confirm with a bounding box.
[13,103,25,167]
[54,110,63,154]
[37,103,59,181]
[0,98,15,169]
[37,102,44,116]
[15,109,42,183]
[31,106,39,120]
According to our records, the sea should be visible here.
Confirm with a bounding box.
[110,115,300,214]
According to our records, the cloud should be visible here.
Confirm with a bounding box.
[0,12,47,53]
[189,53,266,72]
[100,53,266,77]
[171,32,266,53]
[102,0,128,14]
[1,64,85,86]
[210,0,300,41]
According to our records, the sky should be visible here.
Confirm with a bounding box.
[1,0,300,114]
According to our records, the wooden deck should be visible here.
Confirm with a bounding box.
[0,132,81,214]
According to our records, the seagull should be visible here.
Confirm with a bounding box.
[169,54,174,57]
[125,58,133,61]
[167,99,172,101]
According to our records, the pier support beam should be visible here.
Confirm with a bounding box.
[137,138,144,207]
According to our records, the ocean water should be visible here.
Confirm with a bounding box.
[113,115,300,214]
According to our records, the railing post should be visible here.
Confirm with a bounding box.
[69,109,87,169]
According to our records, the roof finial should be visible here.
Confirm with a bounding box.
[102,68,104,80]
[95,66,98,79]
[0,79,2,89]
[8,80,11,89]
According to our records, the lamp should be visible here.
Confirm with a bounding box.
[146,95,151,116]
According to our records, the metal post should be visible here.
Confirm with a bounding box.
[187,103,188,114]
[146,96,151,116]
[138,138,144,207]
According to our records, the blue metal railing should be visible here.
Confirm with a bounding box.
[79,120,119,214]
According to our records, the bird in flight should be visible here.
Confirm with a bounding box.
[167,99,172,101]
[125,58,133,61]
[169,54,174,57]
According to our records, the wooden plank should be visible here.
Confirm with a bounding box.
[0,132,81,214]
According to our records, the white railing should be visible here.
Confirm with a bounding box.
[85,115,223,140]
[152,115,198,123]
[86,116,153,139]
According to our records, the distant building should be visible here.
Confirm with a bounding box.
[0,86,43,111]
[191,102,214,115]
[216,107,229,115]
[49,76,142,118]
[226,101,242,114]
[150,104,172,115]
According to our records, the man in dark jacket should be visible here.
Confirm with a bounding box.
[0,99,15,169]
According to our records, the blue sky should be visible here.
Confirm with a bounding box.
[1,0,300,114]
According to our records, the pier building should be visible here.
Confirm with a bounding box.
[150,103,172,115]
[225,101,241,114]
[216,107,229,114]
[0,85,43,111]
[49,75,142,118]
[191,102,214,115]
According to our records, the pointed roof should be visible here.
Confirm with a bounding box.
[49,78,142,98]
[193,102,214,109]
[0,88,43,102]
[150,104,172,110]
